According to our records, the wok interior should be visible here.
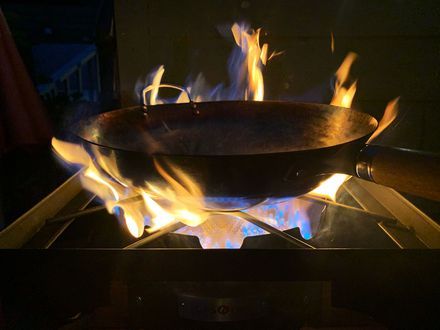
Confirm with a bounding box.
[77,101,378,156]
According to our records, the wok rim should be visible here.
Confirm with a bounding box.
[73,100,379,157]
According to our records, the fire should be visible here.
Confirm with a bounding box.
[52,138,143,237]
[309,52,358,200]
[313,51,399,201]
[146,65,165,105]
[177,198,320,248]
[53,23,276,243]
[331,52,357,108]
[139,23,281,104]
[310,174,348,201]
[52,137,209,237]
[368,97,399,143]
[52,23,398,248]
[231,23,266,101]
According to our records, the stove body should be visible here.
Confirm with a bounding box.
[1,173,439,328]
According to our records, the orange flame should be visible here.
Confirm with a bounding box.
[52,138,209,238]
[53,23,282,242]
[231,23,267,100]
[310,174,349,201]
[52,23,301,246]
[53,23,397,246]
[310,52,359,200]
[331,52,357,108]
[142,23,280,104]
[368,97,399,143]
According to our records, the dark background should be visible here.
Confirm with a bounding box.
[1,0,440,227]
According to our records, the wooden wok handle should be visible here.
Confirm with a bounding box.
[356,145,440,201]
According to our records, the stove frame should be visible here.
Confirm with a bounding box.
[1,171,439,250]
[1,177,439,328]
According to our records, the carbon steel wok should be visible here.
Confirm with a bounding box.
[74,101,440,202]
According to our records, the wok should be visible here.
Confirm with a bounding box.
[74,101,440,202]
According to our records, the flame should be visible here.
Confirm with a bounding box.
[231,23,267,100]
[52,22,315,248]
[330,32,335,53]
[52,138,142,237]
[141,23,278,104]
[310,174,349,201]
[331,52,357,108]
[177,198,322,248]
[52,137,209,238]
[52,23,380,247]
[315,55,399,201]
[368,97,399,143]
[53,23,281,245]
[147,65,165,105]
[308,53,359,200]
[140,160,209,231]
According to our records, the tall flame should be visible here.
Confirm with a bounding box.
[331,52,357,108]
[231,23,266,101]
[313,51,399,201]
[368,97,399,143]
[310,52,358,200]
[140,23,279,105]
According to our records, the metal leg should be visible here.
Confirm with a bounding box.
[45,195,143,224]
[123,222,186,249]
[298,195,396,224]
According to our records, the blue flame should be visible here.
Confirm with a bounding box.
[174,197,320,249]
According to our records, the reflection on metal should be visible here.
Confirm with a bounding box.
[345,179,440,248]
[27,191,95,249]
[298,194,396,224]
[377,222,425,249]
[0,171,85,248]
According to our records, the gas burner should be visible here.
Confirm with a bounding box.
[3,172,436,250]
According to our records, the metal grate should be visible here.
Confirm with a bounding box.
[1,172,439,249]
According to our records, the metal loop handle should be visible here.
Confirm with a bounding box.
[141,84,195,112]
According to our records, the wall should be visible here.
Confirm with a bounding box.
[114,0,440,151]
